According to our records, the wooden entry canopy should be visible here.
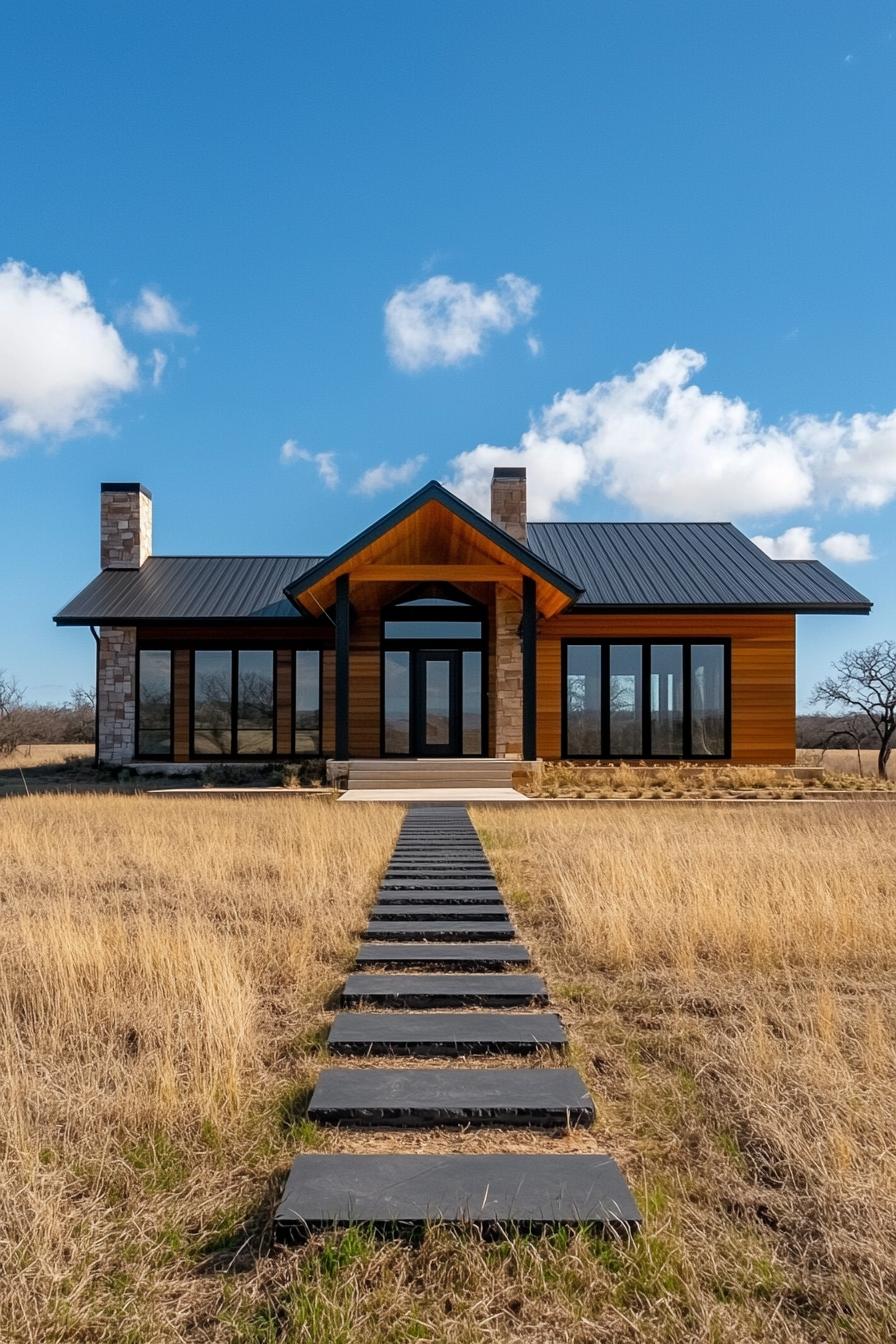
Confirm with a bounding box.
[283,481,581,618]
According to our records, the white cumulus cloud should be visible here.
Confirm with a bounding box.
[355,453,427,495]
[385,273,539,371]
[752,528,873,563]
[0,260,138,453]
[819,531,873,563]
[280,438,339,488]
[127,286,196,335]
[443,348,896,522]
[751,527,817,560]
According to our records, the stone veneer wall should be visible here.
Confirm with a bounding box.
[493,585,523,758]
[97,626,137,764]
[101,488,153,569]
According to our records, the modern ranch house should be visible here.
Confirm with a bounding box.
[55,472,871,770]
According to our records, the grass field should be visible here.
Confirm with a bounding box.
[1,795,893,1341]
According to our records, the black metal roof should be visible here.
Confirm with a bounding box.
[54,555,324,624]
[526,522,872,612]
[54,517,872,625]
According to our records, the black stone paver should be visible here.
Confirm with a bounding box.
[370,904,509,920]
[275,1153,640,1234]
[355,942,530,967]
[362,921,515,942]
[341,972,549,1007]
[307,1066,595,1127]
[327,1010,567,1056]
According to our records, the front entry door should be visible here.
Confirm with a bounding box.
[414,649,460,756]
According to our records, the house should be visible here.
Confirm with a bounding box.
[55,472,871,768]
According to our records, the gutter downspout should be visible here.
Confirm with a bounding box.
[89,626,100,767]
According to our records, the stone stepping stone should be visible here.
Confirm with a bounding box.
[342,973,548,1008]
[370,904,508,920]
[362,921,515,943]
[356,943,530,968]
[275,1153,640,1235]
[306,1066,595,1128]
[376,890,503,905]
[327,1011,568,1056]
[381,878,499,891]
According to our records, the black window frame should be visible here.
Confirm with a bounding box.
[135,647,174,761]
[292,647,324,757]
[190,648,277,760]
[380,586,488,758]
[561,637,731,760]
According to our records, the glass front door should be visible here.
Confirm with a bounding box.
[414,650,460,756]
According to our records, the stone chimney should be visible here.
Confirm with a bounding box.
[490,467,527,544]
[100,483,152,569]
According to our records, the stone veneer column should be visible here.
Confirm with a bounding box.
[96,484,151,765]
[493,586,523,758]
[97,626,137,764]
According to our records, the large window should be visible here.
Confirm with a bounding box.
[383,650,411,754]
[566,644,601,756]
[137,649,172,756]
[193,650,233,755]
[691,644,726,757]
[192,650,274,757]
[294,650,322,754]
[563,640,728,759]
[236,651,274,755]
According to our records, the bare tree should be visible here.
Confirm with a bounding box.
[0,670,24,756]
[813,642,896,780]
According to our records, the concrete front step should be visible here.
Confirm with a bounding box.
[355,942,530,968]
[341,973,549,1008]
[327,1011,568,1056]
[275,1153,641,1235]
[306,1066,595,1128]
[370,904,508,920]
[362,921,515,942]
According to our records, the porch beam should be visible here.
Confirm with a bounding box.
[335,573,350,759]
[350,564,521,583]
[522,576,537,761]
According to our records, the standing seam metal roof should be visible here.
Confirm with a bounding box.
[525,522,871,609]
[53,523,872,623]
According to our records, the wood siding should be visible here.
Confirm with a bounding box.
[140,611,797,764]
[172,648,191,761]
[535,612,796,764]
[347,610,381,757]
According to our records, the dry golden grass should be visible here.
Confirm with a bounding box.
[524,759,895,798]
[0,795,401,1342]
[1,742,93,767]
[2,794,895,1342]
[797,747,896,780]
[474,803,896,1342]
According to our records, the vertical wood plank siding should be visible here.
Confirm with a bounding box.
[275,650,293,754]
[535,612,796,764]
[348,610,381,756]
[172,649,191,761]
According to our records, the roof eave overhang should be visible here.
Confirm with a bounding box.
[568,602,873,615]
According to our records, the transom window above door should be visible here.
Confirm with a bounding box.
[382,586,484,642]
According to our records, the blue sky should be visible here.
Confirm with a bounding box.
[1,1,893,706]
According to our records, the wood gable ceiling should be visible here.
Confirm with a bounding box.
[285,488,580,618]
